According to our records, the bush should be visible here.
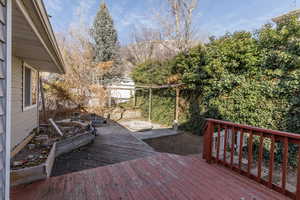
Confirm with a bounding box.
[131,16,300,136]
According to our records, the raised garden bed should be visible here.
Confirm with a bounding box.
[11,117,97,186]
[56,133,95,157]
[54,120,96,156]
[11,140,56,186]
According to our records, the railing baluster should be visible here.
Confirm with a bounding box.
[216,124,221,161]
[238,128,244,171]
[257,133,264,181]
[268,135,275,188]
[282,137,288,193]
[223,125,228,163]
[230,127,235,168]
[247,130,253,176]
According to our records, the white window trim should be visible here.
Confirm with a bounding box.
[22,63,38,111]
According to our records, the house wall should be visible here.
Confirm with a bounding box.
[1,0,10,199]
[11,56,38,149]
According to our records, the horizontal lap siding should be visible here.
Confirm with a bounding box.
[11,56,38,149]
[0,0,7,199]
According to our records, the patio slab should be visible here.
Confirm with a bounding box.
[133,128,179,140]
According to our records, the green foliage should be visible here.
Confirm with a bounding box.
[203,73,286,129]
[131,16,300,137]
[169,45,209,89]
[131,60,172,85]
[257,17,300,70]
[92,2,119,63]
[137,90,176,126]
[206,31,261,76]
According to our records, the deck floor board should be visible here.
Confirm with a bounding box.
[12,153,290,200]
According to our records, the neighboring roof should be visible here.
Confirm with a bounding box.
[272,9,300,23]
[12,0,65,74]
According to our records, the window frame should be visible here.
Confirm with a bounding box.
[22,63,38,111]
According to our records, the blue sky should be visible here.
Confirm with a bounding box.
[44,0,300,45]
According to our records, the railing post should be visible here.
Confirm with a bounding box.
[203,121,213,163]
[202,121,208,160]
[238,129,244,171]
[296,146,300,200]
[268,135,275,188]
[282,137,288,193]
[247,130,253,177]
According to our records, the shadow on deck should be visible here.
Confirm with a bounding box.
[11,153,289,200]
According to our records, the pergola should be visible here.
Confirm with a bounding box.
[106,83,185,128]
[132,83,185,129]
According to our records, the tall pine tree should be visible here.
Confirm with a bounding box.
[92,1,121,78]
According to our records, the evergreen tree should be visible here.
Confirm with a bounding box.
[92,2,119,64]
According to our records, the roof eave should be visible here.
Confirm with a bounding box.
[33,0,65,74]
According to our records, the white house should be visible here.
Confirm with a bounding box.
[0,1,65,199]
[108,77,135,104]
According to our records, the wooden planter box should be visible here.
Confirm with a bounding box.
[10,133,95,186]
[55,133,95,157]
[11,143,57,186]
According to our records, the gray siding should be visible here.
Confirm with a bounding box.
[11,56,38,149]
[0,0,7,199]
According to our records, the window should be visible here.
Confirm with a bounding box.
[23,65,38,109]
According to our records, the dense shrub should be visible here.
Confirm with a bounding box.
[131,16,300,135]
[131,60,172,85]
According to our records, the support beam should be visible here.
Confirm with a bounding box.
[39,77,47,122]
[148,88,152,122]
[108,89,112,107]
[133,88,137,107]
[175,88,180,122]
[174,88,180,130]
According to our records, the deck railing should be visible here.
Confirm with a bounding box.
[203,118,300,200]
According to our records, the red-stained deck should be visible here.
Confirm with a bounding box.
[11,153,290,200]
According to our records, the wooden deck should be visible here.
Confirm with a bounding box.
[52,122,157,176]
[12,153,290,200]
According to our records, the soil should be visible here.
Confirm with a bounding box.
[144,132,203,155]
[11,136,52,170]
[12,118,95,170]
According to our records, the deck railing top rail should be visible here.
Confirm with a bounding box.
[206,118,300,140]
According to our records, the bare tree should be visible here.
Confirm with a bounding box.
[122,0,199,69]
[42,25,109,115]
[157,0,199,53]
[120,26,182,74]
